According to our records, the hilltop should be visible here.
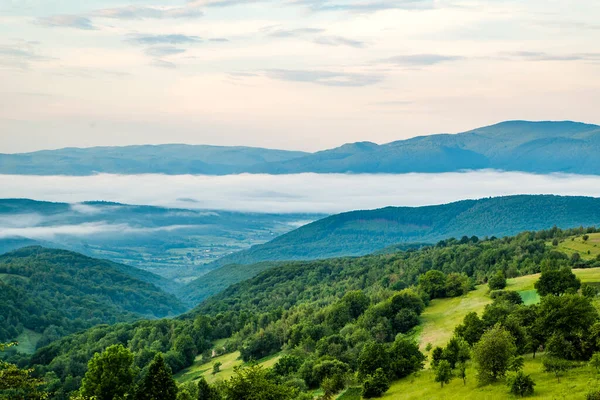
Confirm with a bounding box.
[2,121,600,175]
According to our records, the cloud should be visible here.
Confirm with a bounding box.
[266,28,325,38]
[70,203,103,215]
[266,69,383,86]
[0,42,51,70]
[144,46,187,57]
[292,0,435,13]
[0,213,47,228]
[127,34,202,46]
[313,35,365,48]
[380,54,465,66]
[504,51,600,62]
[151,59,177,69]
[91,5,204,20]
[3,171,600,214]
[0,222,198,240]
[38,15,96,30]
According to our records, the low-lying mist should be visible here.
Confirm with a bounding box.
[1,171,600,214]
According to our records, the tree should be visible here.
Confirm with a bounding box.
[455,312,485,345]
[535,267,581,296]
[80,344,137,400]
[358,342,390,378]
[135,354,178,400]
[584,235,590,242]
[224,365,296,400]
[473,325,517,383]
[488,271,507,290]
[457,362,467,386]
[434,360,453,388]
[431,347,444,368]
[443,336,470,368]
[388,338,425,379]
[418,270,447,299]
[582,283,598,299]
[362,369,390,398]
[542,357,571,382]
[507,371,535,397]
[0,345,47,400]
[212,362,222,375]
[197,377,221,400]
[590,353,600,373]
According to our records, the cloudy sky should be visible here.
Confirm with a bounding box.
[1,0,600,153]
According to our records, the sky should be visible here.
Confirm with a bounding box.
[1,0,600,153]
[2,171,600,213]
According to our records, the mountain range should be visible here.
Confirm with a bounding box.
[180,194,600,303]
[2,121,600,175]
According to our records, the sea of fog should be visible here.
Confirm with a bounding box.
[2,171,600,214]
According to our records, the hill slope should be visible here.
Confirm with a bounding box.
[4,121,600,175]
[182,195,600,303]
[0,247,186,348]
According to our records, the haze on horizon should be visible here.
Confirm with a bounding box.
[1,0,600,153]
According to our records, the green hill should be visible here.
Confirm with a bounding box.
[181,195,600,304]
[2,121,600,175]
[0,247,186,351]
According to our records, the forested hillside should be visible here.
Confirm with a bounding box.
[15,226,600,399]
[182,195,600,304]
[0,247,185,349]
[3,121,600,175]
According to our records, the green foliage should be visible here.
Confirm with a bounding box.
[135,354,178,400]
[442,336,470,368]
[542,357,572,382]
[489,290,523,305]
[473,325,517,383]
[0,342,47,400]
[587,390,600,400]
[212,362,222,375]
[0,247,185,344]
[434,360,453,388]
[196,377,221,400]
[454,312,485,346]
[362,368,390,398]
[582,283,598,298]
[419,270,448,299]
[535,267,581,296]
[506,371,535,397]
[79,344,137,400]
[488,271,507,290]
[223,365,296,400]
[590,353,600,373]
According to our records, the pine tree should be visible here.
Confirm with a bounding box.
[135,353,178,400]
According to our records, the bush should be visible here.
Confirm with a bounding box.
[587,390,600,400]
[362,368,390,398]
[488,272,507,290]
[507,371,535,397]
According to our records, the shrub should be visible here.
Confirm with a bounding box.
[507,371,535,397]
[362,368,390,398]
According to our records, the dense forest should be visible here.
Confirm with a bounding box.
[3,225,600,399]
[0,247,185,346]
[183,195,600,303]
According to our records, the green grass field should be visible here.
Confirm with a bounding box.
[392,267,600,400]
[552,233,600,260]
[175,350,282,385]
[14,329,42,354]
[384,354,598,399]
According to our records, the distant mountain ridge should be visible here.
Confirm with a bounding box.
[181,195,600,303]
[2,121,600,175]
